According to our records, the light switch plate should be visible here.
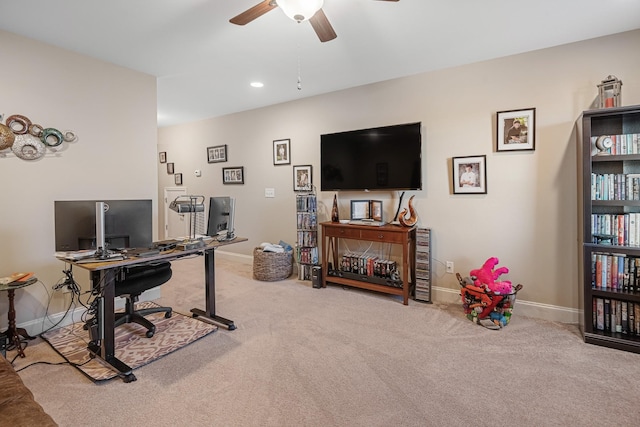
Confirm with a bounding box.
[265,188,275,198]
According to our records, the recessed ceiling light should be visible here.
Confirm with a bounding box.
[250,82,264,88]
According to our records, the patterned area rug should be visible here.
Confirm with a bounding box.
[42,302,217,382]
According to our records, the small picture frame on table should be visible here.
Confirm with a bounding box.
[167,162,174,174]
[223,166,244,184]
[207,144,227,163]
[159,152,166,163]
[496,108,536,151]
[350,200,370,220]
[174,173,183,185]
[452,155,487,194]
[293,165,312,191]
[273,139,291,165]
[370,200,383,222]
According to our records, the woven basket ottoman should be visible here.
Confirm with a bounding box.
[253,247,293,281]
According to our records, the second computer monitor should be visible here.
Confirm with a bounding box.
[206,196,235,239]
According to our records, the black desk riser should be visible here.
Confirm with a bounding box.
[62,237,246,382]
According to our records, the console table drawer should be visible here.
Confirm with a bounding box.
[324,227,361,239]
[358,229,404,243]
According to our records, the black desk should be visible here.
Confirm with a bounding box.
[62,237,246,382]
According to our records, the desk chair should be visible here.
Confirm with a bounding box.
[114,262,173,338]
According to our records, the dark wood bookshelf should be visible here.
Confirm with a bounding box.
[580,104,640,354]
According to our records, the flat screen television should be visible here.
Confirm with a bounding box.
[54,199,153,251]
[320,122,422,191]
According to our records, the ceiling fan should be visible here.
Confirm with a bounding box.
[230,0,399,43]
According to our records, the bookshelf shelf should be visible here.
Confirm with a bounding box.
[580,104,640,353]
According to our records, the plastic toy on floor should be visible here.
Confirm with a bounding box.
[457,257,523,329]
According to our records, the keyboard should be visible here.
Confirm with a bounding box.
[124,248,160,257]
[348,220,385,227]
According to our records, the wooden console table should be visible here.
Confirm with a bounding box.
[321,222,416,305]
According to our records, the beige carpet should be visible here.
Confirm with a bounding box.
[41,302,217,381]
[12,257,640,426]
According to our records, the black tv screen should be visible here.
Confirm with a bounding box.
[54,199,153,251]
[320,122,422,191]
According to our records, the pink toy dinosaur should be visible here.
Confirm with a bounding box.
[469,257,513,294]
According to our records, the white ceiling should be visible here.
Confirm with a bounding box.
[1,0,639,127]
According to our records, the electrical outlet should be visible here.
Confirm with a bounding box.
[446,261,454,274]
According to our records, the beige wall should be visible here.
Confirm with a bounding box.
[0,30,158,330]
[2,28,638,331]
[159,30,640,320]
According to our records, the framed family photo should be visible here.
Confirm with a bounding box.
[167,162,174,174]
[370,200,383,222]
[273,139,290,165]
[174,173,183,185]
[452,155,487,194]
[496,107,536,152]
[159,152,166,163]
[207,144,227,163]
[222,166,244,184]
[350,200,370,220]
[293,164,312,191]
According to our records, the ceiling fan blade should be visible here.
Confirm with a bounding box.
[229,0,277,25]
[309,9,337,43]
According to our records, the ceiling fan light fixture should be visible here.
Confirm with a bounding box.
[278,0,324,22]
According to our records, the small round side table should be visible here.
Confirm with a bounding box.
[0,279,37,358]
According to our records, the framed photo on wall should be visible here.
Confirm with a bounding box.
[496,107,536,151]
[159,152,166,163]
[293,165,312,191]
[452,155,487,194]
[174,173,182,185]
[273,139,290,165]
[167,162,174,174]
[207,144,227,163]
[223,166,244,184]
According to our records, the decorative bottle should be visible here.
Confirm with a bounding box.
[331,194,339,222]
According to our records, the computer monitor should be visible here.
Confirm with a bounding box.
[206,196,235,240]
[54,199,153,251]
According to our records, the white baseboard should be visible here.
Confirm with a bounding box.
[217,249,253,264]
[432,286,580,324]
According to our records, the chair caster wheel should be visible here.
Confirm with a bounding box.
[146,330,155,338]
[123,373,137,383]
[165,310,172,319]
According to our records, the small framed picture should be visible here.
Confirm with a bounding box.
[223,166,244,184]
[496,108,536,151]
[370,200,383,222]
[207,144,227,163]
[159,152,166,163]
[273,139,290,165]
[293,165,312,191]
[167,162,174,174]
[452,155,487,194]
[350,200,370,220]
[174,173,183,185]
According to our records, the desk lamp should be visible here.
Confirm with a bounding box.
[169,195,206,250]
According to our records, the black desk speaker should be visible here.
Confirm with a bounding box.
[312,266,322,288]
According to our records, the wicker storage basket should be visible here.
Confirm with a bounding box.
[253,247,293,281]
[457,273,523,329]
